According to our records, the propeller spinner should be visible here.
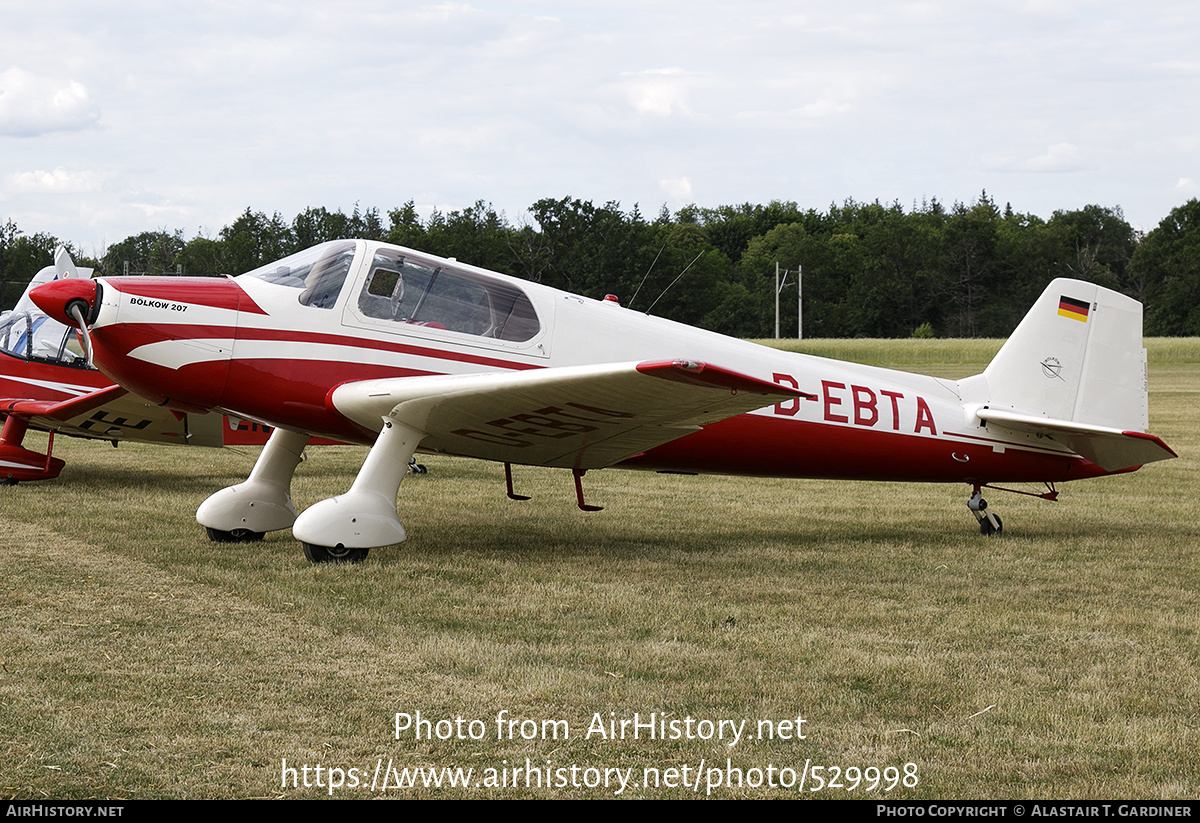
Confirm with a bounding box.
[30,277,101,366]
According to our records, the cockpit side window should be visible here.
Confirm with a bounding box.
[354,249,540,342]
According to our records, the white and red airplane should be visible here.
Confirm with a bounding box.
[0,248,299,482]
[30,239,1175,562]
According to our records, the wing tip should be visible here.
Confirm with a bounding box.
[636,359,800,398]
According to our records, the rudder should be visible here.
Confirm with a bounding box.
[980,278,1148,432]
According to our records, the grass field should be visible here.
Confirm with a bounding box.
[1,340,1197,799]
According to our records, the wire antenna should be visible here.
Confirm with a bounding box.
[627,242,666,310]
[645,250,703,315]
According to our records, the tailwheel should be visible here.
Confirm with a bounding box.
[206,527,265,543]
[302,542,369,564]
[967,488,1003,537]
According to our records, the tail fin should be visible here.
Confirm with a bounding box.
[968,278,1174,471]
[1,247,94,362]
[12,247,90,312]
[983,278,1147,430]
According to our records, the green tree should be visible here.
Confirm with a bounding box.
[175,236,226,277]
[220,209,294,275]
[692,201,807,262]
[421,201,513,274]
[941,193,1003,336]
[101,230,185,276]
[1045,205,1136,294]
[385,201,426,249]
[740,222,832,338]
[1132,199,1200,335]
[525,198,658,298]
[1,222,67,310]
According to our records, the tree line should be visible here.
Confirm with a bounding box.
[3,193,1199,337]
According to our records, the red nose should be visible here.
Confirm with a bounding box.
[30,278,99,326]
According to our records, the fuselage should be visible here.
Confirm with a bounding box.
[39,239,1112,485]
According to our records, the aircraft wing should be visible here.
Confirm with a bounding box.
[331,359,800,470]
[976,408,1177,472]
[1,385,225,447]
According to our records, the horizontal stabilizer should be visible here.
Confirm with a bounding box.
[977,408,1177,471]
[2,384,225,447]
[3,384,128,422]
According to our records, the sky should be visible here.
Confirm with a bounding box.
[2,0,1198,256]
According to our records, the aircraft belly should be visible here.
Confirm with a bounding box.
[621,414,1095,483]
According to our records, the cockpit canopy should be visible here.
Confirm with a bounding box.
[353,247,540,342]
[240,240,541,343]
[0,309,87,367]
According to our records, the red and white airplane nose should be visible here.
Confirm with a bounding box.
[30,277,100,327]
[31,275,243,414]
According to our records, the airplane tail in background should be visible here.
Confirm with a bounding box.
[962,278,1175,472]
[10,247,91,314]
[1,247,93,362]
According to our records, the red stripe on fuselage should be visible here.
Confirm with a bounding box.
[623,414,1112,483]
[220,359,439,441]
[90,316,543,440]
[107,277,268,314]
[233,327,545,371]
[106,321,544,373]
[0,351,113,403]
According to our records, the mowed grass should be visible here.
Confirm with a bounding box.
[1,341,1197,799]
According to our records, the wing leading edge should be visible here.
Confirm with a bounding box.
[330,359,801,470]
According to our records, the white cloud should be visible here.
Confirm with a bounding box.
[983,143,1090,173]
[1176,177,1198,192]
[7,166,104,194]
[796,97,854,118]
[620,68,694,116]
[0,66,100,137]
[1023,143,1086,172]
[660,176,693,201]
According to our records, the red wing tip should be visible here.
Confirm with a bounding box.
[636,359,801,397]
[2,384,128,421]
[1121,430,1178,458]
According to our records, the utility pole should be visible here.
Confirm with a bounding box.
[775,262,803,339]
[797,264,803,340]
[774,262,780,338]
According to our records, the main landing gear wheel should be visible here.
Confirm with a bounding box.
[206,527,265,543]
[978,513,1002,536]
[967,488,1003,537]
[302,542,370,564]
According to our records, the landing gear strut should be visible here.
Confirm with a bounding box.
[292,415,424,563]
[197,427,310,540]
[967,487,1002,536]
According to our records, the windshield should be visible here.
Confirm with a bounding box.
[239,240,358,309]
[0,310,88,366]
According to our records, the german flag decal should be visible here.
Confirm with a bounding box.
[1058,295,1090,322]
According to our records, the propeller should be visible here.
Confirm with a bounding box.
[29,277,101,367]
[66,301,94,366]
